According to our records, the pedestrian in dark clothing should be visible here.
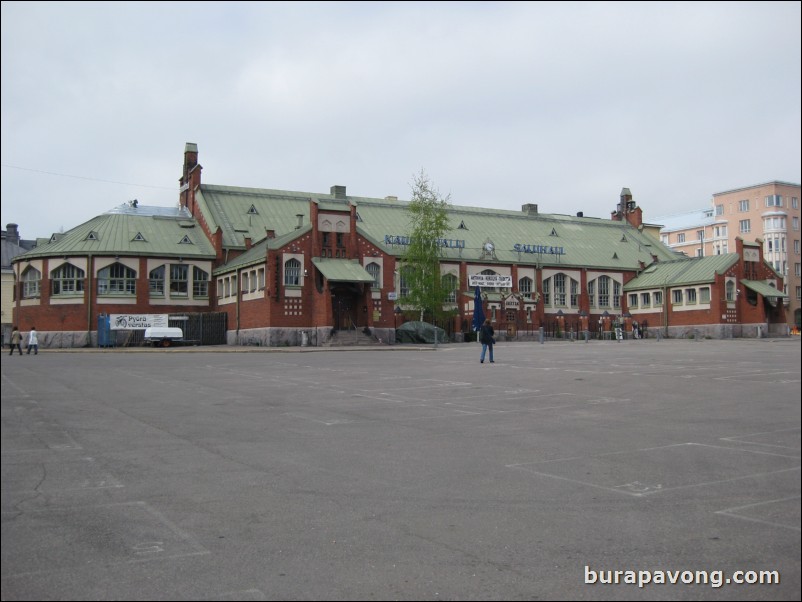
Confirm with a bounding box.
[479,319,495,363]
[9,326,23,355]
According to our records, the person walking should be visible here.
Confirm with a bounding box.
[479,318,495,364]
[26,326,39,355]
[9,326,23,355]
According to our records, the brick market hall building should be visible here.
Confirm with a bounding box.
[9,144,789,348]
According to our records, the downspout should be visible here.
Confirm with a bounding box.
[235,268,241,342]
[86,254,93,347]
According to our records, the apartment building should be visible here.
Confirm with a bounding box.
[657,181,801,328]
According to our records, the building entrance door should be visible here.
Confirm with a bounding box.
[331,284,360,330]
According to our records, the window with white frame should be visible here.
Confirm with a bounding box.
[284,258,301,285]
[738,200,749,212]
[716,204,724,215]
[726,281,735,302]
[628,293,638,308]
[149,265,165,295]
[685,288,697,304]
[765,195,783,207]
[241,272,249,293]
[22,267,41,298]
[98,263,136,295]
[613,280,621,308]
[51,263,85,295]
[653,291,663,306]
[554,273,566,306]
[570,279,578,307]
[587,280,595,307]
[699,287,710,303]
[399,266,411,298]
[257,268,266,290]
[672,289,683,305]
[442,273,458,303]
[598,276,610,307]
[792,197,799,209]
[677,233,686,243]
[217,278,224,298]
[697,230,704,241]
[366,262,381,288]
[542,278,550,305]
[739,219,751,233]
[641,292,651,307]
[793,217,799,231]
[193,267,209,297]
[518,277,533,299]
[170,264,188,297]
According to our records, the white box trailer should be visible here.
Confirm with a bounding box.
[143,327,184,347]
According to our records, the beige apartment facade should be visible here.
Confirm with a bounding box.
[658,181,801,329]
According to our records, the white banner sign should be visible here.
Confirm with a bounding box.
[469,274,512,288]
[111,314,169,330]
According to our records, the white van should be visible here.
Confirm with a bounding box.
[143,327,184,347]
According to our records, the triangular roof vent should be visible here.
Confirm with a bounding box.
[132,232,147,242]
[458,220,468,230]
[85,231,99,241]
[178,235,193,244]
[247,204,259,215]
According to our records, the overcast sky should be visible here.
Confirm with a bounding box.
[2,1,800,239]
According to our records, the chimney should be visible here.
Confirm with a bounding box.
[6,223,20,245]
[244,237,252,250]
[266,229,276,239]
[522,203,538,216]
[331,185,347,199]
[576,211,584,218]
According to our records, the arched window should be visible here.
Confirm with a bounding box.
[726,280,736,302]
[442,273,458,303]
[518,277,533,299]
[554,273,566,306]
[98,262,136,295]
[366,262,381,288]
[284,258,301,285]
[149,265,165,296]
[51,263,85,295]
[22,267,41,299]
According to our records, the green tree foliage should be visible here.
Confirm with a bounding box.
[400,170,457,324]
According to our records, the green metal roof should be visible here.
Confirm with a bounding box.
[198,184,677,271]
[12,206,217,261]
[742,279,788,298]
[311,258,374,282]
[624,254,739,291]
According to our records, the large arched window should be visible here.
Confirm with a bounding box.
[554,273,566,306]
[284,258,301,285]
[366,262,381,289]
[51,263,85,295]
[21,267,41,299]
[98,263,136,295]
